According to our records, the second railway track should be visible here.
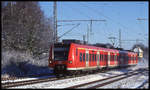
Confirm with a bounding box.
[65,68,148,89]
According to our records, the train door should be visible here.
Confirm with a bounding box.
[108,52,110,67]
[116,53,119,66]
[85,50,89,69]
[130,54,133,64]
[114,53,117,66]
[97,51,100,68]
[105,52,108,67]
[100,50,103,67]
[120,53,124,67]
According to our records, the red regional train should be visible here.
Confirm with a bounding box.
[48,40,138,77]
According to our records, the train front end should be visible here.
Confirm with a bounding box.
[48,43,70,76]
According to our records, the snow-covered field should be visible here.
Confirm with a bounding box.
[3,58,149,89]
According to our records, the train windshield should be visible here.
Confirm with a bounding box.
[54,45,69,60]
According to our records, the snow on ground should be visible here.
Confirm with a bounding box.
[7,58,149,89]
[1,75,55,84]
[98,70,149,89]
[10,70,128,89]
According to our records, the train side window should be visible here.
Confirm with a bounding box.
[93,54,95,61]
[89,54,91,61]
[113,55,115,61]
[86,53,89,61]
[116,55,118,60]
[91,54,92,61]
[103,54,105,61]
[90,54,91,61]
[100,54,101,61]
[83,53,85,62]
[113,55,114,61]
[102,54,104,61]
[110,55,112,61]
[92,54,94,61]
[76,49,78,56]
[102,54,103,61]
[80,53,82,62]
[95,54,96,61]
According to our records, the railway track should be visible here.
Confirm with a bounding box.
[2,68,148,88]
[1,73,54,81]
[65,68,148,89]
[2,76,57,88]
[1,67,108,88]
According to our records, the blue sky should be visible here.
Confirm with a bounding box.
[39,1,148,50]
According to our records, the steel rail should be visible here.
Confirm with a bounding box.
[65,68,148,89]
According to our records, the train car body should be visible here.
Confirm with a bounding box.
[48,40,138,76]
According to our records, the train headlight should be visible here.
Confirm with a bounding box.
[69,61,72,64]
[49,60,52,63]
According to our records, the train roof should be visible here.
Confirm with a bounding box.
[72,43,119,53]
[55,39,136,53]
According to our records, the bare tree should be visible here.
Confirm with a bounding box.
[2,1,54,56]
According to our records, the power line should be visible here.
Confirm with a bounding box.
[78,2,130,31]
[57,19,106,22]
[63,4,92,19]
[57,23,80,39]
[57,19,106,43]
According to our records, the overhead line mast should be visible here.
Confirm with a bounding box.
[53,1,57,42]
[57,19,106,43]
